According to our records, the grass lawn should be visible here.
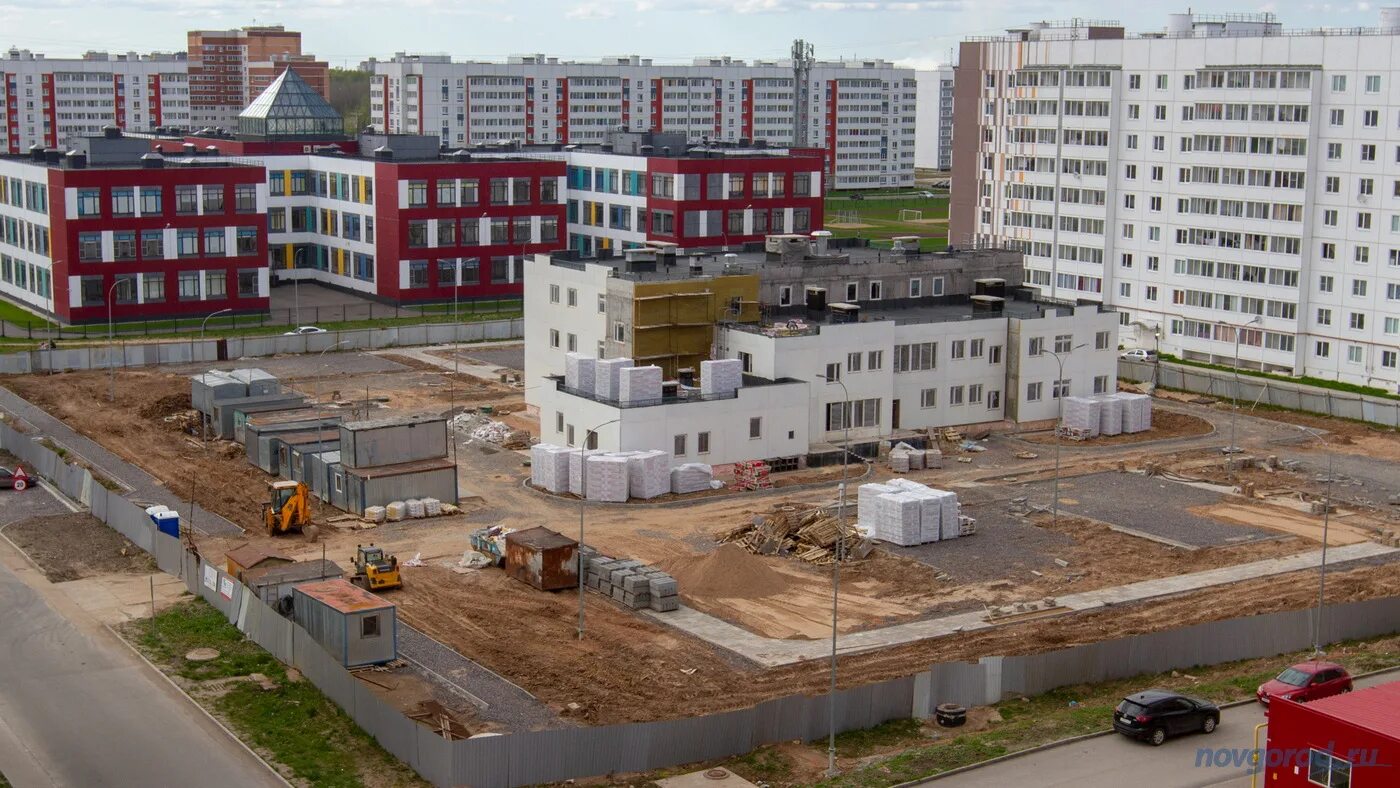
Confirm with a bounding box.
[0,297,48,326]
[121,597,425,788]
[825,195,950,249]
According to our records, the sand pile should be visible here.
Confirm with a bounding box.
[662,543,794,599]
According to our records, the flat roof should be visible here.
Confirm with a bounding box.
[293,578,392,612]
[343,457,454,479]
[341,414,445,431]
[1289,680,1400,739]
[244,558,344,587]
[225,543,292,569]
[550,244,1018,282]
[506,526,577,551]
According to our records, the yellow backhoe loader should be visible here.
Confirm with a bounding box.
[264,480,311,536]
[350,544,403,591]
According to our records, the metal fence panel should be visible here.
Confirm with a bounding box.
[154,532,183,574]
[455,732,511,788]
[413,726,454,786]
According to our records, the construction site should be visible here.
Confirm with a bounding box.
[2,341,1399,754]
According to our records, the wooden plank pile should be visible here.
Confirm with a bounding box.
[716,503,864,564]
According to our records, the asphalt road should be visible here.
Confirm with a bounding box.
[0,487,283,787]
[934,671,1400,788]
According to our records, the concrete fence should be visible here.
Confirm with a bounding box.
[4,419,1400,785]
[0,318,525,375]
[1121,359,1400,428]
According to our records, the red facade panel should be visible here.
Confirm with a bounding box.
[651,78,663,133]
[41,73,56,148]
[112,76,125,129]
[825,79,838,185]
[150,75,163,127]
[558,78,569,144]
[1263,682,1400,787]
[643,155,824,246]
[4,72,18,154]
[742,79,754,141]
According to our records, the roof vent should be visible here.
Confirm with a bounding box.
[374,145,394,160]
[64,151,88,169]
[29,144,44,162]
[102,125,121,139]
[182,143,197,155]
[140,152,165,169]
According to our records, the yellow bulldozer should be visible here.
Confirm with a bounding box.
[264,480,312,536]
[350,544,403,592]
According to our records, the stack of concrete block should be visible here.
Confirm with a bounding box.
[670,462,713,494]
[877,491,924,546]
[568,449,604,495]
[563,352,597,393]
[585,554,680,612]
[857,482,895,533]
[889,449,911,473]
[594,357,635,401]
[1119,393,1153,433]
[530,444,574,493]
[627,450,670,499]
[859,479,962,546]
[585,454,631,502]
[924,447,944,469]
[699,358,743,396]
[917,493,942,544]
[936,489,961,540]
[1097,394,1124,436]
[1061,397,1102,436]
[618,365,664,405]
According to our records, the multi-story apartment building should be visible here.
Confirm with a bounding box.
[952,11,1400,392]
[0,128,269,323]
[915,67,954,170]
[365,51,916,190]
[187,26,328,129]
[1,48,189,153]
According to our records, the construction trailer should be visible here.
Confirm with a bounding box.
[211,393,306,439]
[292,578,397,668]
[340,458,458,514]
[302,449,342,503]
[505,526,579,591]
[243,559,345,608]
[338,415,449,469]
[224,368,279,397]
[243,410,344,473]
[190,371,245,416]
[273,429,342,480]
[224,543,293,581]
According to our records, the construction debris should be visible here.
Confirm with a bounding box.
[716,503,865,564]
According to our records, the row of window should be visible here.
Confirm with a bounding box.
[403,256,522,289]
[405,216,559,248]
[75,268,260,306]
[0,216,50,256]
[76,227,258,262]
[0,176,48,213]
[270,170,373,204]
[75,184,257,218]
[404,177,559,208]
[0,254,51,298]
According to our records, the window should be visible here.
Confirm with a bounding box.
[1361,144,1377,162]
[113,231,136,261]
[920,388,937,408]
[1320,275,1335,293]
[407,180,428,207]
[1026,381,1043,402]
[948,385,965,406]
[824,362,841,382]
[361,615,381,638]
[893,342,936,372]
[968,384,983,404]
[824,398,880,430]
[1366,75,1382,93]
[1350,313,1366,330]
[1316,341,1331,358]
[698,431,711,454]
[749,417,761,439]
[76,188,100,217]
[234,184,257,213]
[177,270,200,301]
[1347,346,1364,364]
[202,185,224,214]
[597,293,606,313]
[566,288,577,307]
[1307,749,1350,788]
[203,228,225,257]
[566,333,577,352]
[614,321,625,342]
[673,434,687,456]
[909,278,922,298]
[845,282,857,301]
[549,284,559,304]
[1095,330,1110,350]
[111,188,135,217]
[408,260,429,289]
[549,329,559,349]
[1331,109,1345,126]
[407,220,428,248]
[869,280,882,300]
[846,352,861,373]
[175,186,198,215]
[970,339,984,358]
[177,229,198,258]
[1028,337,1044,356]
[1054,334,1073,353]
[1383,350,1398,368]
[566,425,575,447]
[779,286,792,306]
[1052,379,1071,399]
[236,228,257,256]
[1364,110,1380,128]
[143,273,164,303]
[78,232,101,262]
[989,345,1003,364]
[436,180,457,207]
[951,340,966,360]
[1353,279,1368,297]
[1317,308,1332,326]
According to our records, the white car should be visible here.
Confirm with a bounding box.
[283,326,327,336]
[1120,348,1158,362]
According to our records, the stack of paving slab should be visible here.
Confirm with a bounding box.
[1118,392,1153,433]
[530,444,574,493]
[857,479,962,547]
[1061,397,1102,436]
[584,552,680,612]
[584,454,631,502]
[699,358,743,396]
[889,441,928,473]
[594,357,635,401]
[618,365,664,405]
[563,352,597,392]
[626,450,670,499]
[670,462,714,494]
[568,449,604,495]
[1097,393,1124,436]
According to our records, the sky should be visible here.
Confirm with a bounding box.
[0,1,1388,70]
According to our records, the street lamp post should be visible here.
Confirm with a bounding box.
[451,259,461,465]
[106,278,130,402]
[197,308,234,447]
[292,247,307,327]
[314,340,351,404]
[1225,316,1263,457]
[1047,344,1086,529]
[1296,426,1335,655]
[577,417,620,640]
[815,373,851,777]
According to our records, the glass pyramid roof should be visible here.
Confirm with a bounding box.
[238,68,344,139]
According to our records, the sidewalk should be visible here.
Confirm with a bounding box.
[0,386,243,536]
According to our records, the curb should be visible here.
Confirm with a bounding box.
[518,460,875,510]
[104,623,295,788]
[899,665,1400,786]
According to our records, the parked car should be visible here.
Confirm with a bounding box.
[283,326,327,336]
[1113,690,1220,746]
[848,193,865,201]
[1257,661,1353,711]
[917,190,938,198]
[1120,348,1158,362]
[0,466,30,491]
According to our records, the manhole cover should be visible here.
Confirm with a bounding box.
[185,648,220,662]
[704,769,730,780]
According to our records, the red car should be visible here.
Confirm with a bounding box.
[1256,661,1353,711]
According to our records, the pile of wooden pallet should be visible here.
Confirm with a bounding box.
[716,503,864,564]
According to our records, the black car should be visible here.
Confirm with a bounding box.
[1113,690,1220,746]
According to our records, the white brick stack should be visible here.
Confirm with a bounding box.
[564,352,596,393]
[618,365,664,405]
[585,455,631,502]
[917,493,942,543]
[530,444,574,493]
[858,482,895,533]
[670,462,714,494]
[878,492,924,546]
[1119,393,1153,433]
[1061,396,1102,436]
[569,449,604,495]
[858,479,963,546]
[594,357,635,401]
[1098,393,1124,436]
[626,450,671,499]
[699,358,743,396]
[937,490,961,540]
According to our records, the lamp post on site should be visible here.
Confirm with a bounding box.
[577,417,620,641]
[815,372,851,777]
[1225,315,1263,458]
[197,308,233,446]
[1047,343,1086,528]
[1295,426,1336,655]
[106,277,131,402]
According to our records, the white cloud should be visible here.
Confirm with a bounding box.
[566,4,615,18]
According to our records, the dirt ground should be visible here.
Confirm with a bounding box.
[1016,409,1214,446]
[4,512,156,582]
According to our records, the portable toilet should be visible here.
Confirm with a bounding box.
[145,505,180,538]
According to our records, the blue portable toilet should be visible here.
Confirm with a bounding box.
[146,505,180,538]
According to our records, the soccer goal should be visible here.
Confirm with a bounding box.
[833,210,861,224]
[899,209,924,222]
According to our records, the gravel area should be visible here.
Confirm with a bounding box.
[397,624,567,732]
[176,352,410,380]
[460,344,523,371]
[882,505,1074,583]
[1012,471,1276,547]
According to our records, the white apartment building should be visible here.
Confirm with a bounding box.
[915,67,954,170]
[1,48,190,153]
[951,11,1400,392]
[365,52,916,190]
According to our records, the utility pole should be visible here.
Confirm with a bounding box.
[792,39,815,148]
